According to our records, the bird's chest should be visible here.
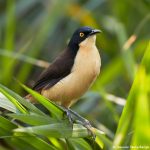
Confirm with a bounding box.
[63,45,101,98]
[72,45,101,79]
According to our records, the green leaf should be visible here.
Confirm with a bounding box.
[131,68,150,146]
[8,133,57,150]
[0,116,17,130]
[92,128,111,149]
[67,138,93,150]
[48,137,66,150]
[130,43,150,146]
[8,113,58,126]
[0,92,18,113]
[0,116,17,137]
[113,42,150,147]
[14,123,90,138]
[142,42,150,72]
[0,83,45,116]
[19,82,64,119]
[0,84,27,114]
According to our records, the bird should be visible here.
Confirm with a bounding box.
[26,26,101,109]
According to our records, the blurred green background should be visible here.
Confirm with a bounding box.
[0,0,150,149]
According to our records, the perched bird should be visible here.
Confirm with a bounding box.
[26,26,101,109]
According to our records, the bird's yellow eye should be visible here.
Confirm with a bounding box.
[79,32,84,37]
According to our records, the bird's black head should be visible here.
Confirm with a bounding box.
[68,26,101,52]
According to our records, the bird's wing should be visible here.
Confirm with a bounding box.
[33,48,76,91]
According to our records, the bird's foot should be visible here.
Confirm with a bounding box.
[60,107,96,139]
[68,109,96,140]
[63,109,74,124]
[75,119,96,140]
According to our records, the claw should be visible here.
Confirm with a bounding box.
[60,106,96,139]
[63,109,74,124]
[76,119,96,140]
[68,109,96,140]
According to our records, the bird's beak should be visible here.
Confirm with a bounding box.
[88,29,102,36]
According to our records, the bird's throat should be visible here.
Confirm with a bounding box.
[79,35,96,48]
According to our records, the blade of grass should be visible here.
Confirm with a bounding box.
[14,123,91,138]
[2,0,16,85]
[5,133,57,150]
[0,83,46,116]
[115,22,136,81]
[0,84,27,114]
[0,116,17,130]
[0,116,17,137]
[4,0,16,50]
[113,42,150,147]
[0,49,50,68]
[7,114,58,126]
[131,67,150,146]
[0,92,18,113]
[67,138,93,150]
[48,137,66,150]
[130,42,150,146]
[92,128,112,149]
[19,81,64,119]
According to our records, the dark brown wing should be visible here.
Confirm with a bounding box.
[33,48,77,91]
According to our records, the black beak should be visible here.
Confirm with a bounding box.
[89,29,102,36]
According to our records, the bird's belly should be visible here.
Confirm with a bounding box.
[42,46,101,107]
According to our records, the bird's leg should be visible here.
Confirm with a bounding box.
[68,108,96,139]
[64,109,74,124]
[60,106,95,139]
[68,109,91,126]
[60,106,74,124]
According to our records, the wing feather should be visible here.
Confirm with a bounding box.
[33,48,77,91]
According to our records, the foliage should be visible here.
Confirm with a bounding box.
[0,0,150,149]
[0,83,105,150]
